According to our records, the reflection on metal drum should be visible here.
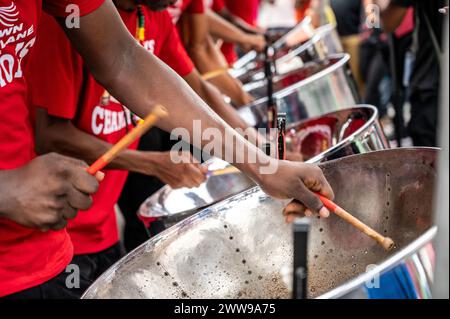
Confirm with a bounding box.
[82,148,438,299]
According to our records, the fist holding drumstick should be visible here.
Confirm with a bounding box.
[0,153,103,232]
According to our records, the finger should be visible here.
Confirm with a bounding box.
[66,187,94,211]
[189,166,207,186]
[199,165,209,175]
[314,169,334,201]
[49,219,68,231]
[283,200,306,217]
[68,167,99,195]
[95,171,105,182]
[296,182,325,214]
[285,214,297,224]
[304,209,313,217]
[60,204,78,221]
[319,207,330,218]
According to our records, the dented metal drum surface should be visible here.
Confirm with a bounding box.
[138,106,387,228]
[232,24,343,85]
[238,54,359,129]
[82,148,438,299]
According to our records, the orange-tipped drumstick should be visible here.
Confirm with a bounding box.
[87,105,168,175]
[315,193,395,251]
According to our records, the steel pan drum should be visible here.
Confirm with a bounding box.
[243,54,354,101]
[138,106,387,228]
[139,158,255,227]
[83,148,438,299]
[239,54,360,129]
[232,24,343,85]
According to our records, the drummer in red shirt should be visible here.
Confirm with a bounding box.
[1,0,333,299]
[0,0,105,299]
[205,0,265,63]
[213,0,262,64]
[167,0,262,106]
[29,0,268,287]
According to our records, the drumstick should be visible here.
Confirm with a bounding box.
[87,105,168,175]
[315,193,395,251]
[202,67,230,81]
[206,166,240,177]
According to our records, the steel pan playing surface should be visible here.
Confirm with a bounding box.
[83,148,438,299]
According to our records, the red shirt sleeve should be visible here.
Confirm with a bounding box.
[43,0,105,17]
[29,13,83,120]
[186,0,205,14]
[159,12,194,77]
[212,0,225,12]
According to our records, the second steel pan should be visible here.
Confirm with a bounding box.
[138,106,388,228]
[232,22,342,85]
[239,54,360,129]
[83,148,438,299]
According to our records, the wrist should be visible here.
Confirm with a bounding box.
[133,151,161,176]
[0,169,18,219]
[236,151,274,185]
[238,32,250,47]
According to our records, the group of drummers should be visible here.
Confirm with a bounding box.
[0,0,335,299]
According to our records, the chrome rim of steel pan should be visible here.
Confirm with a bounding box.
[232,17,313,71]
[243,54,350,100]
[138,105,387,229]
[82,148,439,299]
[138,158,255,227]
[286,105,389,163]
[239,54,360,129]
[232,23,342,85]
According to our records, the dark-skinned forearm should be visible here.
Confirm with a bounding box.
[190,75,265,145]
[35,115,157,175]
[61,1,267,182]
[216,9,261,34]
[207,10,249,46]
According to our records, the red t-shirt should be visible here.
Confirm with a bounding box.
[168,0,205,25]
[221,0,260,64]
[0,0,104,297]
[29,7,194,256]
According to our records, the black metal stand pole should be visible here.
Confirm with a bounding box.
[293,218,311,299]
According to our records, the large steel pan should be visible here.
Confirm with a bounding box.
[139,105,387,228]
[239,54,360,129]
[232,23,343,85]
[82,148,438,299]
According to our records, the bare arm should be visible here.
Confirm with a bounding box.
[380,2,409,33]
[182,12,255,106]
[183,69,265,145]
[60,0,334,216]
[216,8,263,35]
[206,10,265,52]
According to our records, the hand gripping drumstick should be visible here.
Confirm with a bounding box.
[87,105,168,175]
[315,193,395,251]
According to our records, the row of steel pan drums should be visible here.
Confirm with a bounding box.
[82,24,439,299]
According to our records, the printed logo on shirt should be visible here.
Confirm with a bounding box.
[167,0,183,24]
[0,2,19,27]
[0,1,36,88]
[91,104,135,136]
[142,39,155,54]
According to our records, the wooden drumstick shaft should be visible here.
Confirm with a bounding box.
[316,193,395,251]
[202,67,230,81]
[87,105,168,175]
